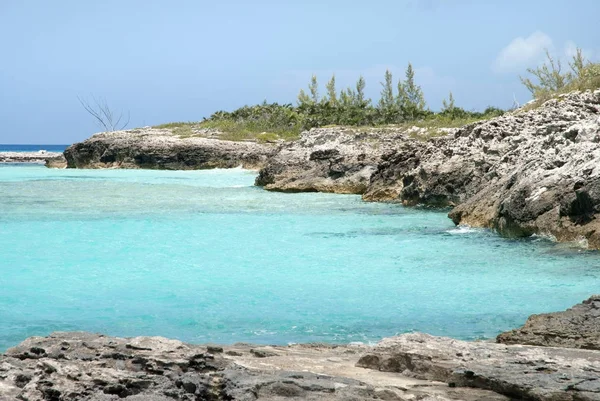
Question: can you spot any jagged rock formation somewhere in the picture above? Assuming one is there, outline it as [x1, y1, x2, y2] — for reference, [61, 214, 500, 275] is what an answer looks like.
[497, 295, 600, 349]
[63, 128, 276, 170]
[358, 332, 600, 401]
[0, 332, 511, 401]
[363, 90, 600, 247]
[255, 127, 441, 194]
[3, 329, 600, 400]
[0, 151, 63, 164]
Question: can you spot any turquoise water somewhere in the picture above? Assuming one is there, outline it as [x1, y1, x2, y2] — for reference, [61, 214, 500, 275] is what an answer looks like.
[0, 144, 68, 153]
[1, 164, 599, 351]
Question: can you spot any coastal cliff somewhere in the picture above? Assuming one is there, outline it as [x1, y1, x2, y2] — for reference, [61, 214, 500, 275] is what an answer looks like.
[63, 128, 276, 170]
[1, 297, 599, 401]
[366, 90, 600, 246]
[257, 89, 600, 248]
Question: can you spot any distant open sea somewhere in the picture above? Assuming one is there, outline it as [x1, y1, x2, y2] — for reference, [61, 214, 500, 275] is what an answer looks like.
[0, 144, 68, 153]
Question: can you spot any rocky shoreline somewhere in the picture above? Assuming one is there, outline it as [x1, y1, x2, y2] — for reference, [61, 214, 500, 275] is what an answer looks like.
[56, 89, 600, 248]
[0, 151, 64, 165]
[1, 296, 599, 401]
[62, 128, 276, 170]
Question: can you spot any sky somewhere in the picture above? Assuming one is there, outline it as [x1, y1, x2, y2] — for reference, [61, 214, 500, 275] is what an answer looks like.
[1, 0, 599, 144]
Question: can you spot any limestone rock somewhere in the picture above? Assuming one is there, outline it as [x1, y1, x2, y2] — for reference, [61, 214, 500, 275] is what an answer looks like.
[0, 151, 63, 164]
[497, 295, 600, 349]
[0, 332, 510, 400]
[256, 127, 426, 194]
[357, 332, 600, 401]
[364, 90, 600, 248]
[64, 128, 276, 170]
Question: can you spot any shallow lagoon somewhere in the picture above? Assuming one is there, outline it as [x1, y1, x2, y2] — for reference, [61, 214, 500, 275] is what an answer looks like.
[1, 164, 598, 351]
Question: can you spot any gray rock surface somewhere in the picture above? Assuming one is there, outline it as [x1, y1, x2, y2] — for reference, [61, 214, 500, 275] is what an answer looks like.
[497, 295, 600, 349]
[0, 332, 512, 401]
[364, 90, 600, 248]
[255, 127, 431, 194]
[64, 128, 276, 170]
[358, 332, 600, 401]
[4, 330, 600, 400]
[0, 151, 63, 165]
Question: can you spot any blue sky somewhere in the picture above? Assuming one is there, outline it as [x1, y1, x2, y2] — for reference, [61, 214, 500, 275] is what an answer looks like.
[1, 0, 599, 144]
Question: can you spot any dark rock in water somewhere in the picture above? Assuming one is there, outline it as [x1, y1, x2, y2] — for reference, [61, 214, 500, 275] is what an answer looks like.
[63, 128, 276, 170]
[497, 295, 600, 349]
[45, 154, 68, 168]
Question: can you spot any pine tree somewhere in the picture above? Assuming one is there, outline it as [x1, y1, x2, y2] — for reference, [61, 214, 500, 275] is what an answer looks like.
[356, 76, 368, 107]
[297, 89, 311, 106]
[397, 63, 426, 120]
[325, 75, 337, 106]
[441, 91, 455, 112]
[309, 75, 319, 104]
[378, 70, 394, 111]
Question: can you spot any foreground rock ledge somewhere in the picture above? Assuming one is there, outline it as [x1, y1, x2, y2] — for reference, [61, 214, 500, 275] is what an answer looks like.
[498, 294, 600, 349]
[2, 331, 600, 401]
[63, 128, 276, 170]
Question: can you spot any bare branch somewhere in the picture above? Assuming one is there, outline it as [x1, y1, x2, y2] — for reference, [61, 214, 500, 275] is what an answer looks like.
[77, 95, 130, 132]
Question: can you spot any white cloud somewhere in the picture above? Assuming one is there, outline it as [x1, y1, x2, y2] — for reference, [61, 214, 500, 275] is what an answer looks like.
[493, 31, 553, 73]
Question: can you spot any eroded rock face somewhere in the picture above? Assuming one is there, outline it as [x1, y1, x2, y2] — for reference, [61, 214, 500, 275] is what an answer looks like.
[364, 90, 600, 247]
[0, 332, 511, 401]
[255, 128, 425, 194]
[357, 332, 600, 401]
[4, 329, 600, 401]
[64, 128, 276, 170]
[497, 295, 600, 349]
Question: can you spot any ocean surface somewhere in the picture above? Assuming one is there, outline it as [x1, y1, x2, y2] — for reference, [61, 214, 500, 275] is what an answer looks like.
[0, 144, 68, 153]
[1, 164, 599, 352]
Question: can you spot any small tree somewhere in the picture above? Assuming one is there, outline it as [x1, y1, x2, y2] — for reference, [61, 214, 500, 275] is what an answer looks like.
[378, 70, 395, 110]
[325, 74, 337, 106]
[78, 95, 130, 132]
[355, 75, 369, 107]
[397, 63, 426, 121]
[441, 91, 456, 113]
[520, 49, 568, 98]
[309, 75, 319, 104]
[297, 89, 311, 106]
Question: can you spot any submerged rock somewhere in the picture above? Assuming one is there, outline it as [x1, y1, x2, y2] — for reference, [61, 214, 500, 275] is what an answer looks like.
[64, 128, 276, 170]
[497, 294, 600, 349]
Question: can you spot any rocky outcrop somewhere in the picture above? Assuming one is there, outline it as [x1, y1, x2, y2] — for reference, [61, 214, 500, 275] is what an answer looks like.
[0, 332, 512, 401]
[358, 332, 600, 401]
[4, 330, 600, 400]
[64, 128, 276, 170]
[0, 151, 63, 164]
[364, 90, 600, 247]
[497, 295, 600, 349]
[255, 127, 436, 194]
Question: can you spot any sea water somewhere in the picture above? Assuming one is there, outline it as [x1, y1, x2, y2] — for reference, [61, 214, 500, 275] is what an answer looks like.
[1, 164, 599, 351]
[0, 144, 68, 153]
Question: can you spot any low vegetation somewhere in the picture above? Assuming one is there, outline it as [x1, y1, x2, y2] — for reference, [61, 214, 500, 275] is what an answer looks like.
[153, 48, 598, 142]
[520, 48, 600, 108]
